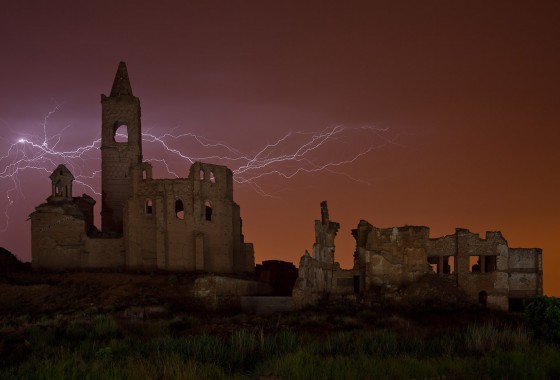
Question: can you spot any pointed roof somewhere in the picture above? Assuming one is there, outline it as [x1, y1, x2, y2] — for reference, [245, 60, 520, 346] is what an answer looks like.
[110, 61, 133, 97]
[49, 164, 74, 180]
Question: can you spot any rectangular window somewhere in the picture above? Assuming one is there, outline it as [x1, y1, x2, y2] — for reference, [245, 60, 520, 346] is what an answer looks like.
[444, 256, 455, 274]
[484, 256, 497, 272]
[469, 256, 481, 273]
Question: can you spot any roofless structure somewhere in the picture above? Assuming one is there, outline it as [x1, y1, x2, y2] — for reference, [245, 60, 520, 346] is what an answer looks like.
[30, 62, 255, 274]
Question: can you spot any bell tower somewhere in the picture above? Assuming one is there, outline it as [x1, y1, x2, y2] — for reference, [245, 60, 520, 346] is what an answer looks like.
[48, 164, 74, 201]
[100, 62, 143, 233]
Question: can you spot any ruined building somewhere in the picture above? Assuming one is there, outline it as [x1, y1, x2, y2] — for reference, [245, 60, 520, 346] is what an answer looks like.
[293, 202, 543, 311]
[30, 62, 254, 273]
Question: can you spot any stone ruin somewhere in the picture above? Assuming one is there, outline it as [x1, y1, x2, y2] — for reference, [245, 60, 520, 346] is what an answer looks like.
[29, 62, 254, 274]
[293, 201, 543, 311]
[25, 62, 544, 313]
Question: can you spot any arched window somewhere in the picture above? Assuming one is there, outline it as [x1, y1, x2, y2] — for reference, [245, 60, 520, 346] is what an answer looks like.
[142, 170, 147, 180]
[199, 169, 205, 180]
[55, 181, 63, 196]
[204, 200, 212, 221]
[114, 124, 128, 143]
[209, 171, 216, 183]
[175, 199, 184, 220]
[145, 199, 153, 214]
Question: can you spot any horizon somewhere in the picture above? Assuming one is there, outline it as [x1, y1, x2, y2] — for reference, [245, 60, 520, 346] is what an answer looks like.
[1, 1, 558, 294]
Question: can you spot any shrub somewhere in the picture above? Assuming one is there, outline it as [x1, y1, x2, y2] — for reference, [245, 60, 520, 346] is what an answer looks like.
[525, 296, 560, 345]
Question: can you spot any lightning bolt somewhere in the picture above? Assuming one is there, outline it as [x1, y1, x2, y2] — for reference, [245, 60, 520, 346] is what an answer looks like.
[0, 106, 404, 233]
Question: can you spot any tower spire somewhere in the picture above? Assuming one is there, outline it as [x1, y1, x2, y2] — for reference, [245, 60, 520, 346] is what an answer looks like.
[101, 61, 142, 233]
[110, 62, 133, 97]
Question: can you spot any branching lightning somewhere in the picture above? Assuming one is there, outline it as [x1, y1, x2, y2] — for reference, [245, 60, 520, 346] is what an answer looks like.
[0, 106, 402, 233]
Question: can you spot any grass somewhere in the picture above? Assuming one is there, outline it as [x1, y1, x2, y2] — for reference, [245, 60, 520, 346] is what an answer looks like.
[1, 310, 559, 379]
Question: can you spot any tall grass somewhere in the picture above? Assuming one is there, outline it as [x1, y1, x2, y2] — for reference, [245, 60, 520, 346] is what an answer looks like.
[1, 319, 559, 379]
[464, 324, 530, 354]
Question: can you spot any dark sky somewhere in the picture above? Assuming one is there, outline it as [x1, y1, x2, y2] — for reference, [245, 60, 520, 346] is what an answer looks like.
[1, 1, 559, 294]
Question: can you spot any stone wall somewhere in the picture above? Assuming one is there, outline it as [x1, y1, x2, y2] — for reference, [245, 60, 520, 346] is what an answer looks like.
[31, 202, 89, 269]
[124, 161, 253, 273]
[353, 222, 432, 291]
[293, 202, 354, 308]
[192, 275, 272, 310]
[508, 248, 543, 299]
[30, 62, 255, 277]
[295, 202, 543, 311]
[82, 236, 125, 269]
[30, 200, 125, 270]
[100, 62, 143, 234]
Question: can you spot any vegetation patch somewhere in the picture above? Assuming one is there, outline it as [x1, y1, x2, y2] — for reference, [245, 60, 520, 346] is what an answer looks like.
[1, 305, 560, 379]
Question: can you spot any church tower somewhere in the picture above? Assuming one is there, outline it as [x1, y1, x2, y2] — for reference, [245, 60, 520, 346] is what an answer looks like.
[100, 62, 143, 233]
[48, 164, 74, 201]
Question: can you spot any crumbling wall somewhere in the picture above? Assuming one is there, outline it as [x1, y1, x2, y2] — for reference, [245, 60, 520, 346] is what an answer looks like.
[30, 200, 125, 270]
[293, 202, 354, 309]
[453, 230, 509, 310]
[312, 201, 339, 265]
[30, 200, 90, 270]
[508, 248, 543, 299]
[294, 202, 543, 312]
[192, 275, 272, 310]
[352, 222, 431, 292]
[124, 161, 254, 274]
[30, 62, 255, 278]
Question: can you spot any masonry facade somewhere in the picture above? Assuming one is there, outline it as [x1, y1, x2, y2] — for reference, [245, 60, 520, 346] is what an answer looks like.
[30, 62, 254, 274]
[293, 202, 543, 311]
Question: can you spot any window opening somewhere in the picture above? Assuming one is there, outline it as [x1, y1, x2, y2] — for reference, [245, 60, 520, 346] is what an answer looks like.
[142, 170, 147, 180]
[484, 256, 497, 272]
[209, 171, 216, 183]
[428, 256, 439, 273]
[114, 124, 128, 143]
[199, 170, 205, 180]
[55, 181, 63, 196]
[145, 199, 153, 214]
[469, 256, 481, 273]
[204, 200, 212, 221]
[175, 199, 184, 220]
[444, 256, 455, 274]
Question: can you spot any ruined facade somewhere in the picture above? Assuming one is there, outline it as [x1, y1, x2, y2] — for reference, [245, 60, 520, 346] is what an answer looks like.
[294, 202, 543, 311]
[293, 201, 355, 306]
[30, 62, 254, 274]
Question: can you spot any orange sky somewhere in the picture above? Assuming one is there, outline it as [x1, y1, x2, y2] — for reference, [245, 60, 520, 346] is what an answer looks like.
[1, 1, 558, 294]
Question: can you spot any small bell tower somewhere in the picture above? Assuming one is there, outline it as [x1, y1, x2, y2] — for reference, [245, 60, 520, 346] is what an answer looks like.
[100, 62, 143, 233]
[48, 164, 74, 201]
